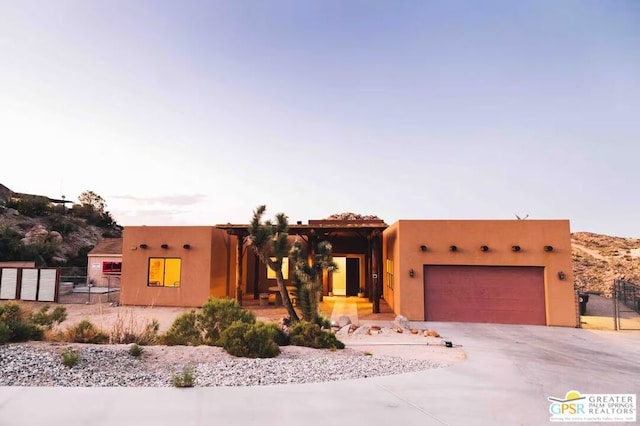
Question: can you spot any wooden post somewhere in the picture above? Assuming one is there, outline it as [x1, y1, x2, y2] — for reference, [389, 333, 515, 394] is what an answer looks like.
[372, 233, 380, 313]
[235, 233, 245, 305]
[253, 253, 260, 300]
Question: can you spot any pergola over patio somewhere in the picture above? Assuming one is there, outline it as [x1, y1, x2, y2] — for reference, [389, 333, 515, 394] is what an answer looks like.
[216, 219, 387, 313]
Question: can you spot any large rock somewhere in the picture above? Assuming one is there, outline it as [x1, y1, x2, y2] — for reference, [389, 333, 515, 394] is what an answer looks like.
[392, 315, 410, 330]
[49, 231, 63, 244]
[337, 315, 352, 328]
[336, 324, 351, 336]
[353, 325, 370, 335]
[21, 224, 49, 245]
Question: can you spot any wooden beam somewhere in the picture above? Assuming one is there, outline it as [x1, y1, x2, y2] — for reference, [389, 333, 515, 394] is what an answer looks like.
[235, 233, 246, 305]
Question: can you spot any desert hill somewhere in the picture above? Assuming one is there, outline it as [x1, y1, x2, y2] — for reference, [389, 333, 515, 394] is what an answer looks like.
[572, 232, 640, 297]
[0, 184, 121, 267]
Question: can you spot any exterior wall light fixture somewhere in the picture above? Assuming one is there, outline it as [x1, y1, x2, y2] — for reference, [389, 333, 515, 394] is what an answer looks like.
[409, 268, 415, 278]
[161, 244, 169, 249]
[512, 245, 521, 252]
[450, 245, 458, 252]
[183, 244, 191, 249]
[558, 271, 566, 280]
[544, 245, 554, 252]
[480, 245, 489, 252]
[420, 245, 428, 252]
[139, 244, 148, 249]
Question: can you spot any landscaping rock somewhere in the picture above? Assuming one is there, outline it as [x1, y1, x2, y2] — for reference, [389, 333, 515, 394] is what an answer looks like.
[337, 315, 351, 328]
[336, 325, 351, 336]
[353, 326, 370, 335]
[392, 315, 410, 330]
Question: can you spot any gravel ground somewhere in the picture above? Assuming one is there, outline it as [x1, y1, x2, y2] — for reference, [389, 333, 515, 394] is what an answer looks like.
[0, 342, 452, 387]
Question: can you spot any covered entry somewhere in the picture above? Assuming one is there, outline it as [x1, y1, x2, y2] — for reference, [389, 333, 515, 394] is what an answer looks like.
[423, 265, 546, 325]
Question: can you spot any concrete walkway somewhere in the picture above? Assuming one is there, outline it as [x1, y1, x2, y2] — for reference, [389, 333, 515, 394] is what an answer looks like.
[329, 297, 359, 325]
[1, 323, 639, 426]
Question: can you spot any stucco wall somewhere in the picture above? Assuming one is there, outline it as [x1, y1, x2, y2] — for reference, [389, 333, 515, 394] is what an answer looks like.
[382, 220, 576, 326]
[381, 222, 398, 312]
[121, 226, 232, 307]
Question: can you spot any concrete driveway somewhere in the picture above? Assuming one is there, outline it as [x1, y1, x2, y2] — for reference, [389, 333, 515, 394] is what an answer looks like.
[1, 323, 638, 426]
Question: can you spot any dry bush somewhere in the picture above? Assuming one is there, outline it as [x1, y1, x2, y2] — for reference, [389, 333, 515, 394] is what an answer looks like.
[108, 309, 159, 345]
[63, 320, 109, 344]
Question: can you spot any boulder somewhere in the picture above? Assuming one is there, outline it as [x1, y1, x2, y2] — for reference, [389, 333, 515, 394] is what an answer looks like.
[49, 231, 63, 244]
[336, 324, 351, 336]
[337, 315, 352, 328]
[21, 225, 49, 245]
[392, 315, 410, 330]
[353, 325, 370, 335]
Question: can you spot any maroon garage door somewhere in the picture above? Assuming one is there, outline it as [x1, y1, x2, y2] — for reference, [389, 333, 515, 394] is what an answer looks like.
[424, 265, 546, 325]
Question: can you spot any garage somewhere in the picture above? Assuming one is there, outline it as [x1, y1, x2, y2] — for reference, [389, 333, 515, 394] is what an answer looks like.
[423, 265, 546, 325]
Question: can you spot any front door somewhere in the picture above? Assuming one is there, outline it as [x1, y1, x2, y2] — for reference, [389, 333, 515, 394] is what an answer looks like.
[346, 258, 360, 296]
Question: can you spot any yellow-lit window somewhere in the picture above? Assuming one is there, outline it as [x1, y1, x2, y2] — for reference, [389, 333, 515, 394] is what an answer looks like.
[267, 257, 289, 280]
[386, 259, 394, 290]
[148, 258, 181, 287]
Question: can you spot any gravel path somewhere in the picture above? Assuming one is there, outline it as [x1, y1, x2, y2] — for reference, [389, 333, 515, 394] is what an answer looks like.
[0, 342, 451, 387]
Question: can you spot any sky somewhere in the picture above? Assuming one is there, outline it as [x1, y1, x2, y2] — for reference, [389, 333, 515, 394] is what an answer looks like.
[1, 1, 639, 236]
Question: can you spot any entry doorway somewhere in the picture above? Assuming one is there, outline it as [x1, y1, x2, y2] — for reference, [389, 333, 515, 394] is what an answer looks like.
[332, 257, 361, 297]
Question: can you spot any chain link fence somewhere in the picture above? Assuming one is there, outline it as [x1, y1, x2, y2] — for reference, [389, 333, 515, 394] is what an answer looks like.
[57, 267, 120, 305]
[613, 279, 640, 330]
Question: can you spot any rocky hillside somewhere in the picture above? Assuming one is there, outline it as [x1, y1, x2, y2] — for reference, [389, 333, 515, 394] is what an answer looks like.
[572, 232, 640, 297]
[0, 184, 122, 267]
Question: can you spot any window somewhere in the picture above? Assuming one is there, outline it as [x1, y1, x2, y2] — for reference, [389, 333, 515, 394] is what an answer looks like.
[102, 261, 122, 274]
[148, 258, 181, 287]
[267, 257, 289, 280]
[386, 259, 394, 290]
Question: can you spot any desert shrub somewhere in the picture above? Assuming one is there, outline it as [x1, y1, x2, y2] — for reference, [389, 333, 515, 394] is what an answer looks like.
[29, 305, 67, 330]
[219, 321, 280, 358]
[65, 320, 108, 344]
[171, 367, 196, 388]
[61, 348, 80, 367]
[162, 311, 202, 346]
[0, 321, 9, 344]
[5, 196, 50, 217]
[198, 298, 255, 345]
[138, 319, 160, 345]
[109, 310, 159, 345]
[46, 214, 78, 236]
[289, 321, 345, 350]
[314, 315, 331, 330]
[0, 302, 43, 342]
[128, 343, 143, 357]
[260, 322, 289, 346]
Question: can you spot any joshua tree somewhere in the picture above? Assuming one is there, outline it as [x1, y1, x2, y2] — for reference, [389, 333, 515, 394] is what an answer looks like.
[247, 205, 299, 322]
[290, 239, 336, 322]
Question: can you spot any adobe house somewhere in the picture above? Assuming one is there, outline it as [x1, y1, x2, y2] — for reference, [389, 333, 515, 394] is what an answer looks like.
[120, 218, 577, 327]
[86, 238, 123, 287]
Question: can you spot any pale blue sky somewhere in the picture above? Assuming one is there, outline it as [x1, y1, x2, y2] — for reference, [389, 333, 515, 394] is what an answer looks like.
[1, 1, 639, 236]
